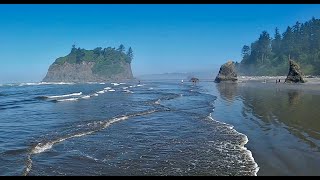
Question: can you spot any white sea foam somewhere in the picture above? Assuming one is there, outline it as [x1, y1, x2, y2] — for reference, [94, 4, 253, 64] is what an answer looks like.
[207, 113, 259, 176]
[97, 90, 105, 94]
[119, 83, 126, 85]
[104, 87, 111, 90]
[24, 110, 157, 176]
[111, 83, 120, 86]
[123, 90, 133, 93]
[57, 98, 78, 102]
[149, 87, 154, 90]
[155, 99, 161, 104]
[47, 92, 82, 99]
[19, 82, 75, 86]
[137, 84, 144, 87]
[99, 83, 105, 85]
[32, 142, 54, 154]
[93, 93, 99, 96]
[108, 89, 115, 92]
[82, 95, 91, 99]
[122, 87, 128, 89]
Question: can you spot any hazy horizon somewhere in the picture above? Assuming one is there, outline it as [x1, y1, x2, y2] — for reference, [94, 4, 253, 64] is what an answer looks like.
[1, 4, 320, 83]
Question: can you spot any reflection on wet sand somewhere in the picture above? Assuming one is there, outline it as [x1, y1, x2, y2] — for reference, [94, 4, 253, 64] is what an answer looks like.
[216, 82, 320, 149]
[213, 81, 320, 175]
[215, 82, 238, 102]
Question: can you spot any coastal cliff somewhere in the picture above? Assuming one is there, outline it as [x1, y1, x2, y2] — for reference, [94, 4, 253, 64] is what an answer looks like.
[43, 45, 134, 83]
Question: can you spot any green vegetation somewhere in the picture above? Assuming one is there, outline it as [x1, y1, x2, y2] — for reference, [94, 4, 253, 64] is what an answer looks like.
[54, 44, 133, 77]
[237, 17, 320, 76]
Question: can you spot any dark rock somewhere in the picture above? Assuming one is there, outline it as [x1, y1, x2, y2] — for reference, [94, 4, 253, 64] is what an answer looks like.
[285, 60, 306, 83]
[214, 61, 238, 83]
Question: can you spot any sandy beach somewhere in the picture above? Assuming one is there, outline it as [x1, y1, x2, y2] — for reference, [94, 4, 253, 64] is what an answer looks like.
[236, 76, 320, 95]
[201, 78, 320, 175]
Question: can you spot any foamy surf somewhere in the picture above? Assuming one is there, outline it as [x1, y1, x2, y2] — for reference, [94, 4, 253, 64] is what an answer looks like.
[111, 83, 120, 86]
[97, 90, 105, 94]
[23, 109, 158, 176]
[82, 95, 91, 99]
[123, 90, 133, 93]
[57, 98, 78, 102]
[155, 99, 161, 104]
[47, 92, 82, 99]
[207, 114, 259, 176]
[19, 82, 75, 86]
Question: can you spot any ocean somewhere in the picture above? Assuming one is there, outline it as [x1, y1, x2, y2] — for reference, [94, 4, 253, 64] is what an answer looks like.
[2, 79, 320, 176]
[0, 80, 258, 176]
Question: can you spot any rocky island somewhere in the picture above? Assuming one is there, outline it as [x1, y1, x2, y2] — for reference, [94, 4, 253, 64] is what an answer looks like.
[42, 45, 134, 83]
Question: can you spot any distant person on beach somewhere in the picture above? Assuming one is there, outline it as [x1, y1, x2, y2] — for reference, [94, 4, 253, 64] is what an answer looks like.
[181, 79, 184, 84]
[276, 79, 278, 84]
[138, 80, 140, 84]
[279, 79, 281, 83]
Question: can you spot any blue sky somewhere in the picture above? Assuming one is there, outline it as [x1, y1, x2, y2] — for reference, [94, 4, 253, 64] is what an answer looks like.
[0, 4, 320, 83]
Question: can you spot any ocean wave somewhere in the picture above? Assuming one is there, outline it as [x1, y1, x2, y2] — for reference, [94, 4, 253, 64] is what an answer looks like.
[57, 98, 79, 102]
[111, 83, 120, 86]
[108, 89, 115, 92]
[19, 82, 75, 86]
[207, 114, 259, 176]
[97, 90, 105, 94]
[23, 109, 157, 176]
[154, 99, 161, 104]
[81, 95, 91, 99]
[46, 92, 82, 99]
[123, 90, 133, 93]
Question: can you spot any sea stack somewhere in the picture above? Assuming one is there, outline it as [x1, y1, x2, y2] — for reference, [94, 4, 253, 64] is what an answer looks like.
[42, 45, 134, 83]
[214, 61, 238, 83]
[285, 60, 306, 83]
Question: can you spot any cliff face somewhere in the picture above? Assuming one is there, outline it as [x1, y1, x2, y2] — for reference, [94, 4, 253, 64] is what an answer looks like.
[43, 61, 133, 83]
[42, 46, 134, 83]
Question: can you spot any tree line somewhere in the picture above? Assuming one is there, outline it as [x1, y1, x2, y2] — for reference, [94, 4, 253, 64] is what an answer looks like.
[237, 17, 320, 75]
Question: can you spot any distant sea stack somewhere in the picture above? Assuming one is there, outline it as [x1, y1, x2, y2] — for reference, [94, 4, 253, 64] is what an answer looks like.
[214, 61, 238, 83]
[42, 45, 134, 83]
[285, 60, 306, 83]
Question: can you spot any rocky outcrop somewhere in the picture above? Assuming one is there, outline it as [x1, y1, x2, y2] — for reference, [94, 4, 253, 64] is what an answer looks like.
[42, 46, 134, 83]
[42, 61, 133, 83]
[285, 60, 306, 83]
[214, 61, 238, 83]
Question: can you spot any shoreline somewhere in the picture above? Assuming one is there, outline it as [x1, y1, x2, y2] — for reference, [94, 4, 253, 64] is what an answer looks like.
[236, 76, 320, 95]
[201, 79, 320, 175]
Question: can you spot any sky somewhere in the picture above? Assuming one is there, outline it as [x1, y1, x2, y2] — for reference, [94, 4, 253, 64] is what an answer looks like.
[0, 4, 320, 83]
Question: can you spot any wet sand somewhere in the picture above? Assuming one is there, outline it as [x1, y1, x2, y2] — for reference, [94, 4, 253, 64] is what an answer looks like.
[201, 78, 320, 176]
[238, 76, 320, 95]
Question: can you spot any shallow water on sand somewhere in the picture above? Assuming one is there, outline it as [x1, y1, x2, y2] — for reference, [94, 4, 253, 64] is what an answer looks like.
[203, 81, 320, 175]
